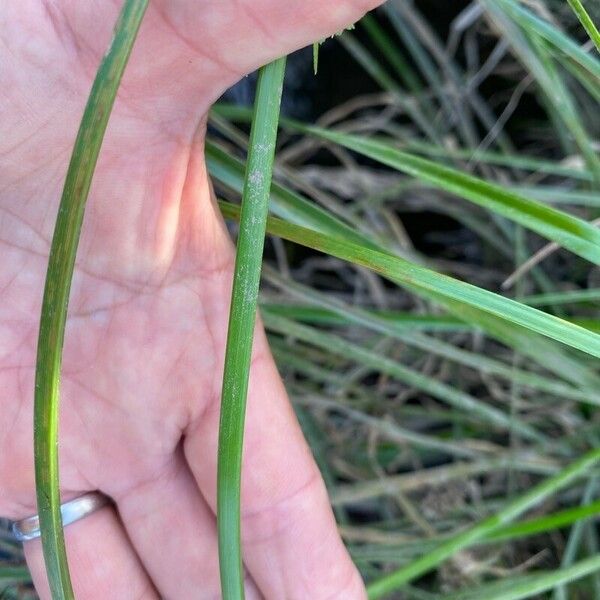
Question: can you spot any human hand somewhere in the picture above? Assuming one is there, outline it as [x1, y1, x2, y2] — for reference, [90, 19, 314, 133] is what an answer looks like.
[0, 1, 381, 597]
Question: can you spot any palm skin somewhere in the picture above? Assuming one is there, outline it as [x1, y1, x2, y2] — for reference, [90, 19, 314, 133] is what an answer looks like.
[0, 1, 382, 598]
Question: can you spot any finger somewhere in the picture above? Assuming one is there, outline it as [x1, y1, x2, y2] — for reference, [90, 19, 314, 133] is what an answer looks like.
[115, 451, 262, 599]
[184, 328, 366, 599]
[149, 0, 384, 91]
[52, 1, 384, 113]
[23, 503, 157, 600]
[136, 0, 387, 122]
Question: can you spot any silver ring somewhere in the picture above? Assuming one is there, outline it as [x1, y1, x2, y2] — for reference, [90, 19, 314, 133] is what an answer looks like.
[11, 492, 110, 542]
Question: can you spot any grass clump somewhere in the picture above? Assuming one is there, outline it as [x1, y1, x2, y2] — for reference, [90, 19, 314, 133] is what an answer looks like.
[7, 1, 600, 599]
[211, 1, 600, 598]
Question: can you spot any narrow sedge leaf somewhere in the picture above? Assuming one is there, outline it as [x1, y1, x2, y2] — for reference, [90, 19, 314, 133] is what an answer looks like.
[219, 201, 600, 358]
[217, 57, 286, 600]
[360, 13, 424, 94]
[33, 2, 148, 598]
[366, 448, 600, 598]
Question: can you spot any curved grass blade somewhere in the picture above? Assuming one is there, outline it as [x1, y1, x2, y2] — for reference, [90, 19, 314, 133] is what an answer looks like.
[210, 106, 600, 264]
[365, 448, 600, 599]
[432, 294, 600, 391]
[219, 201, 600, 358]
[296, 127, 600, 265]
[566, 0, 600, 53]
[33, 2, 149, 597]
[217, 57, 286, 600]
[486, 499, 600, 545]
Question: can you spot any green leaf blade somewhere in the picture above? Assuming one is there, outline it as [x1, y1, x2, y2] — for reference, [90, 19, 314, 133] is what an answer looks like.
[567, 0, 600, 53]
[217, 57, 287, 600]
[33, 2, 149, 598]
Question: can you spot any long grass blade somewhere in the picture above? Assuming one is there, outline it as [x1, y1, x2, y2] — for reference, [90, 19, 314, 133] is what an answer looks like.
[33, 2, 148, 598]
[219, 201, 600, 358]
[566, 0, 600, 53]
[487, 499, 600, 544]
[523, 287, 600, 307]
[217, 57, 286, 600]
[262, 304, 467, 331]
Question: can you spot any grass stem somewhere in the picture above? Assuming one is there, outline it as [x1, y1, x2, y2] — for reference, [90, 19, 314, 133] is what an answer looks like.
[33, 2, 148, 598]
[216, 57, 286, 600]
